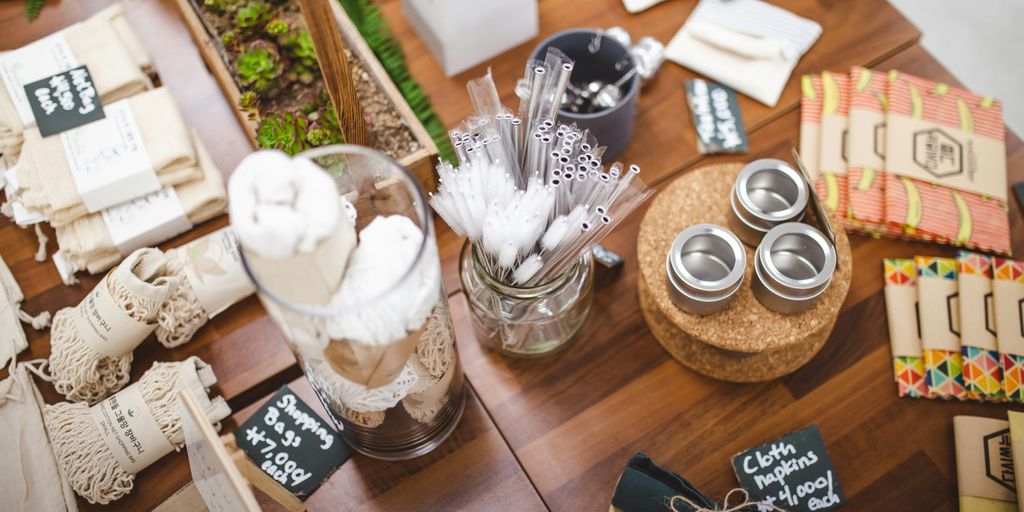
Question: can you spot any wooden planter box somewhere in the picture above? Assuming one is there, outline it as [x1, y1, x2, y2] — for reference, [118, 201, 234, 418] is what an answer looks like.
[173, 0, 439, 192]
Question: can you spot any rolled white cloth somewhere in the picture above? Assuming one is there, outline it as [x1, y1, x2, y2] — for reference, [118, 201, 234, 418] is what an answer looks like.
[229, 150, 357, 305]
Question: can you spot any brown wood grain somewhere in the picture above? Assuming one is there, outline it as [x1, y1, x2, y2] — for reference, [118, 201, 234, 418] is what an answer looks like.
[230, 379, 546, 512]
[451, 43, 1024, 511]
[296, 0, 372, 146]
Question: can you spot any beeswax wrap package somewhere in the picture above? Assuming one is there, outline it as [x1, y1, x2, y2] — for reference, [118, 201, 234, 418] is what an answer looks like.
[815, 70, 850, 224]
[799, 75, 822, 181]
[994, 257, 1024, 402]
[846, 67, 904, 238]
[957, 251, 1003, 401]
[885, 72, 1009, 254]
[883, 258, 927, 398]
[916, 256, 966, 399]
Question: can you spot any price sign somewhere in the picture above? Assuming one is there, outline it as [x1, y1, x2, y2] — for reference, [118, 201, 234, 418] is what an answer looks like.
[235, 385, 351, 499]
[23, 65, 104, 137]
[731, 425, 845, 512]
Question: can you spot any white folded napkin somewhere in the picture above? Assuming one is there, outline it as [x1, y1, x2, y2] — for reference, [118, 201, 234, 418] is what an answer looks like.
[666, 0, 822, 107]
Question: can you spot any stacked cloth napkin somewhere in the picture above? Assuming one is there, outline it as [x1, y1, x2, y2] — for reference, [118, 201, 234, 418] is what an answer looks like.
[665, 0, 822, 107]
[55, 131, 227, 274]
[14, 87, 201, 227]
[0, 3, 153, 163]
[800, 67, 1010, 255]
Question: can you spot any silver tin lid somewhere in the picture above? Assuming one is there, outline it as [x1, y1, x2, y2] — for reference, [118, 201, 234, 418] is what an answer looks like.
[665, 224, 746, 316]
[730, 159, 809, 246]
[752, 222, 837, 314]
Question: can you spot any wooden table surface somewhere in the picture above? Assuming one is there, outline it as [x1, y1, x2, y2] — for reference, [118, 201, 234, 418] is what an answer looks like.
[1, 0, 1021, 510]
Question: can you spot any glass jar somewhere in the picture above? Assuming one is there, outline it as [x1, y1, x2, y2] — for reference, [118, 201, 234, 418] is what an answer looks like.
[240, 145, 465, 461]
[459, 241, 594, 357]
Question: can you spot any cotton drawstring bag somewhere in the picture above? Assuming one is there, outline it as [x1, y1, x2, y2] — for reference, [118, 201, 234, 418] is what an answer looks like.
[95, 3, 156, 76]
[0, 360, 78, 511]
[156, 226, 255, 348]
[14, 87, 200, 227]
[0, 253, 50, 367]
[0, 3, 152, 163]
[54, 132, 226, 275]
[49, 248, 178, 404]
[45, 356, 232, 505]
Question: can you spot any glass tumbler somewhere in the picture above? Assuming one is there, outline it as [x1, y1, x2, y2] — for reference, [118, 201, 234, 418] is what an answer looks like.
[459, 241, 594, 357]
[240, 145, 465, 460]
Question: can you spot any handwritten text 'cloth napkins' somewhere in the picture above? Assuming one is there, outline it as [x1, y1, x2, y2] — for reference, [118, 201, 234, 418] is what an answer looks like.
[666, 0, 822, 107]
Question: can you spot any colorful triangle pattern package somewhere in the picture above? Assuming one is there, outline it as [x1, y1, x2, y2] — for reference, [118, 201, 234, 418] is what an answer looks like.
[956, 251, 1004, 401]
[800, 68, 1010, 255]
[883, 258, 928, 398]
[994, 257, 1024, 402]
[884, 252, 1024, 403]
[917, 255, 967, 400]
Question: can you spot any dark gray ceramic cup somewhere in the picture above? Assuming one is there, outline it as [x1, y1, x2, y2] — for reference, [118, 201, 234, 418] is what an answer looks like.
[531, 29, 640, 161]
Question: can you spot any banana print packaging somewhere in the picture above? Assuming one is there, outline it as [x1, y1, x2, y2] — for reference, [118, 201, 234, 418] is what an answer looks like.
[884, 72, 1009, 254]
[799, 68, 1010, 255]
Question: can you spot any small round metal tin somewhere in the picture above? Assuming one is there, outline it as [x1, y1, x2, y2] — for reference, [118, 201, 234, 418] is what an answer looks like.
[752, 222, 837, 314]
[665, 224, 746, 316]
[729, 159, 809, 246]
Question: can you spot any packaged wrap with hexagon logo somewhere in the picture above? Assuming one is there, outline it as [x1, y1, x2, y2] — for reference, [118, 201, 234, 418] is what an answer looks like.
[953, 415, 1016, 512]
[884, 72, 1009, 255]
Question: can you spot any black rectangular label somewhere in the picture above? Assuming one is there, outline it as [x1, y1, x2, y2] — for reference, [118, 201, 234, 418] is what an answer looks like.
[24, 65, 104, 137]
[235, 385, 352, 499]
[731, 425, 844, 511]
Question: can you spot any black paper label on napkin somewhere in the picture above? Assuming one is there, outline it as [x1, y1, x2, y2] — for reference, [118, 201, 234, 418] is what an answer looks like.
[731, 425, 844, 512]
[686, 79, 748, 154]
[235, 385, 352, 499]
[24, 65, 104, 137]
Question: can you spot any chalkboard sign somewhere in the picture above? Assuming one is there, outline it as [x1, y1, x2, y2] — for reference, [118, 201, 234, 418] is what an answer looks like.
[685, 79, 748, 154]
[235, 385, 352, 499]
[23, 65, 104, 137]
[731, 425, 844, 512]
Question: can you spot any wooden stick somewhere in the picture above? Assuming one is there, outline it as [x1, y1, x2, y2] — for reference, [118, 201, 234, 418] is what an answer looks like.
[296, 0, 371, 147]
[223, 434, 308, 512]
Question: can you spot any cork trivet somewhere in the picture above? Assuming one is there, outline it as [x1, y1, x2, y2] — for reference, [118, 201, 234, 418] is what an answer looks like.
[636, 163, 852, 381]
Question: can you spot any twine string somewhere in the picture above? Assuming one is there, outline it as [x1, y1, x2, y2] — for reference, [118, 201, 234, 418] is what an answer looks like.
[670, 488, 787, 512]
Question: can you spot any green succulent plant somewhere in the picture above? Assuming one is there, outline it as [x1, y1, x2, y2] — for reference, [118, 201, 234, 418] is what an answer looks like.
[256, 112, 311, 155]
[239, 90, 260, 111]
[280, 30, 319, 84]
[235, 1, 273, 34]
[266, 19, 288, 36]
[235, 43, 282, 93]
[220, 30, 239, 48]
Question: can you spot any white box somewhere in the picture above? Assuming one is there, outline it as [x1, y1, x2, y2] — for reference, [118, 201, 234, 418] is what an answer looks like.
[402, 0, 539, 77]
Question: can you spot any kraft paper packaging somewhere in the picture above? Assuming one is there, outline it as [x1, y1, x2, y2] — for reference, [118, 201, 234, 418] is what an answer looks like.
[916, 256, 966, 400]
[883, 258, 927, 398]
[954, 415, 1017, 512]
[957, 251, 1004, 401]
[884, 72, 1009, 255]
[994, 258, 1024, 402]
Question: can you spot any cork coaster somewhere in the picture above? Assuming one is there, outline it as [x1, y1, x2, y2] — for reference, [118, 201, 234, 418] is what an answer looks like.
[636, 163, 853, 381]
